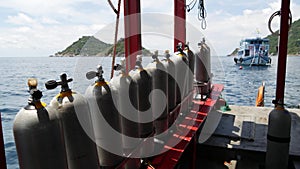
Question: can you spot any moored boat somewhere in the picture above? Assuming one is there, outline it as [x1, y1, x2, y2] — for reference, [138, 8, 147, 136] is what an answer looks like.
[234, 37, 272, 66]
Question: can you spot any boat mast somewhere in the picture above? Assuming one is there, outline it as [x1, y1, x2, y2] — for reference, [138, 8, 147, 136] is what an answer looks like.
[123, 0, 142, 72]
[275, 0, 290, 106]
[174, 0, 186, 52]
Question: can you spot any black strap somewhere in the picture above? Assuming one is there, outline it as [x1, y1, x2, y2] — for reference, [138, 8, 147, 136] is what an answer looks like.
[267, 134, 290, 143]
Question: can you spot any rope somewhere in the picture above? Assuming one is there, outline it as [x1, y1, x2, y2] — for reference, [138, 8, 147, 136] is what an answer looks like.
[186, 0, 207, 29]
[110, 0, 121, 79]
[107, 0, 118, 14]
[268, 10, 292, 35]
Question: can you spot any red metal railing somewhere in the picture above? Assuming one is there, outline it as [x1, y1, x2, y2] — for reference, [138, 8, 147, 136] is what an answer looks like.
[275, 0, 291, 106]
[0, 112, 7, 169]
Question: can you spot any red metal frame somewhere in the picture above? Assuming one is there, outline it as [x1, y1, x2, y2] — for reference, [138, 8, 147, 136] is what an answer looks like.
[0, 112, 7, 169]
[150, 84, 224, 169]
[275, 0, 291, 106]
[124, 0, 142, 72]
[174, 0, 186, 52]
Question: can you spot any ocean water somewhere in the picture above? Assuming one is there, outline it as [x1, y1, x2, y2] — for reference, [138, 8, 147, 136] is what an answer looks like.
[0, 55, 299, 168]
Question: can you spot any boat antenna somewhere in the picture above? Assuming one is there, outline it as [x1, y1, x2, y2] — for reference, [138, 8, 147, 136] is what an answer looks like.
[109, 0, 122, 79]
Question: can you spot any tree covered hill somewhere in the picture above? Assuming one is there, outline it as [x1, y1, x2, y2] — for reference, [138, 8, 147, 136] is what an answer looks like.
[266, 18, 300, 55]
[54, 36, 152, 57]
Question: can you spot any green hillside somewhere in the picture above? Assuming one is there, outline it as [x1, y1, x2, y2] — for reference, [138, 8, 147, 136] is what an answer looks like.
[265, 18, 300, 55]
[105, 38, 152, 56]
[55, 36, 152, 57]
[55, 36, 111, 56]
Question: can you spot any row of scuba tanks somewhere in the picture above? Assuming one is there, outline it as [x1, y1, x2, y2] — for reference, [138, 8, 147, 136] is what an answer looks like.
[13, 41, 211, 169]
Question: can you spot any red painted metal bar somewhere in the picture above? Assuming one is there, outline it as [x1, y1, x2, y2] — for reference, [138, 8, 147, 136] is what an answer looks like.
[124, 0, 142, 72]
[151, 84, 224, 169]
[275, 0, 291, 106]
[0, 112, 7, 169]
[174, 0, 186, 52]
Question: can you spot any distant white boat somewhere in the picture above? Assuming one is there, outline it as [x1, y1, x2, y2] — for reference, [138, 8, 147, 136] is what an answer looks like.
[234, 37, 272, 66]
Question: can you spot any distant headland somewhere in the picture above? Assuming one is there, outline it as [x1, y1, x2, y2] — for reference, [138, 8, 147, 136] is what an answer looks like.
[51, 36, 152, 57]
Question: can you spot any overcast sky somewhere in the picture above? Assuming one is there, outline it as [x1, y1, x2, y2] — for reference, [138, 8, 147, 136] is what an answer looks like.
[1, 0, 300, 57]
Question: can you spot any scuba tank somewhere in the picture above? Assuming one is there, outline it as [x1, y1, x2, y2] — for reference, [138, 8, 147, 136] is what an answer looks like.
[195, 38, 212, 96]
[161, 50, 177, 126]
[184, 43, 195, 110]
[146, 51, 168, 135]
[184, 43, 195, 94]
[85, 65, 123, 167]
[170, 43, 189, 116]
[110, 59, 141, 168]
[128, 55, 154, 156]
[13, 78, 68, 169]
[45, 73, 99, 169]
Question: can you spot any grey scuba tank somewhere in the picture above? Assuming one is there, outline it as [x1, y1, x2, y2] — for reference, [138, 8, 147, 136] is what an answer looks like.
[161, 50, 177, 126]
[128, 55, 154, 156]
[109, 59, 141, 168]
[85, 65, 124, 167]
[45, 73, 99, 169]
[195, 38, 211, 83]
[170, 43, 189, 115]
[184, 43, 195, 95]
[129, 55, 153, 137]
[146, 51, 168, 135]
[13, 78, 68, 169]
[184, 44, 195, 111]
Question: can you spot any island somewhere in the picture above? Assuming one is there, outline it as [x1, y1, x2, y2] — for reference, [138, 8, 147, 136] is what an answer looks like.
[53, 36, 152, 57]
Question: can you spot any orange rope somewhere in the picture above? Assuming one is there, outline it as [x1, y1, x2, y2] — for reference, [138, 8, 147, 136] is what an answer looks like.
[110, 0, 121, 79]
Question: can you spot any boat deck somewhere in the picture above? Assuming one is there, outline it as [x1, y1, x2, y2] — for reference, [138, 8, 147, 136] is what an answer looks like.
[197, 105, 300, 169]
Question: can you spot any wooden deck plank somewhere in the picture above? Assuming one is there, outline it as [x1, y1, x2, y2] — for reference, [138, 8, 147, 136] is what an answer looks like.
[202, 105, 300, 157]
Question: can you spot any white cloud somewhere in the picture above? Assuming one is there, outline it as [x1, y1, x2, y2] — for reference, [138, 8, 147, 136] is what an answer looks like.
[6, 13, 36, 25]
[41, 17, 60, 25]
[1, 0, 300, 57]
[190, 0, 300, 55]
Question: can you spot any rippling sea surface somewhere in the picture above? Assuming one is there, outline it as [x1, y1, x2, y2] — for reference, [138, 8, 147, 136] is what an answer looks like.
[0, 55, 299, 168]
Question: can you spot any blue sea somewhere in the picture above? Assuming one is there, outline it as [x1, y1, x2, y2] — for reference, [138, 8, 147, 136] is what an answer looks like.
[0, 55, 299, 169]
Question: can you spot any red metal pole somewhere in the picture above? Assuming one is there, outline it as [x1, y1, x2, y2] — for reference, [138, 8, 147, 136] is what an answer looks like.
[124, 0, 142, 72]
[275, 0, 290, 106]
[0, 112, 7, 169]
[174, 0, 186, 52]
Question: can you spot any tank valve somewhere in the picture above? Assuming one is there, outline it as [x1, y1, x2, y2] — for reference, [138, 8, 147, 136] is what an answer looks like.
[86, 65, 104, 82]
[164, 50, 170, 59]
[114, 58, 126, 75]
[152, 50, 159, 62]
[27, 78, 44, 109]
[176, 42, 184, 54]
[45, 73, 73, 103]
[135, 55, 143, 69]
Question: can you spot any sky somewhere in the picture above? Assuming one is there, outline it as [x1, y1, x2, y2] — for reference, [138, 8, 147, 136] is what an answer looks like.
[1, 0, 300, 57]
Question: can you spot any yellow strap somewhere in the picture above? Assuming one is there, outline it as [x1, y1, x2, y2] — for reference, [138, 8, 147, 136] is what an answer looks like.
[95, 81, 109, 87]
[275, 105, 285, 111]
[34, 101, 47, 109]
[121, 73, 129, 77]
[56, 90, 74, 99]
